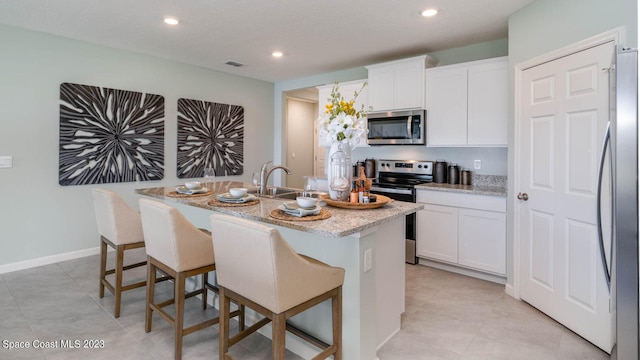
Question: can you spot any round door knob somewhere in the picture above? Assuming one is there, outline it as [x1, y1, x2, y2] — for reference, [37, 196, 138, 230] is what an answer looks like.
[517, 192, 529, 201]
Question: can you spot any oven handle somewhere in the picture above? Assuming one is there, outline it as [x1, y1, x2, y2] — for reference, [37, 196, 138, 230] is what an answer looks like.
[370, 186, 413, 195]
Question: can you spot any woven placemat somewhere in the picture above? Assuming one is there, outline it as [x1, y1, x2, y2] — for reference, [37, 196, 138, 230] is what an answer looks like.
[269, 208, 331, 221]
[207, 197, 260, 207]
[166, 190, 213, 198]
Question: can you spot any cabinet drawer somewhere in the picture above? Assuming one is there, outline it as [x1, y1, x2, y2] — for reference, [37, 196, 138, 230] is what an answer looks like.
[417, 190, 506, 212]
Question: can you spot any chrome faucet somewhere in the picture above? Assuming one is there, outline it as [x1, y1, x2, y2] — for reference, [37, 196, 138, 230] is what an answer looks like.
[259, 161, 292, 196]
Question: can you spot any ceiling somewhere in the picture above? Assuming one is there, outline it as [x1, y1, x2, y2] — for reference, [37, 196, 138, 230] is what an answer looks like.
[0, 0, 536, 82]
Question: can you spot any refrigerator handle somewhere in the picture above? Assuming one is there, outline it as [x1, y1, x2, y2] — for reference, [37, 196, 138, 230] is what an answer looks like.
[596, 121, 611, 291]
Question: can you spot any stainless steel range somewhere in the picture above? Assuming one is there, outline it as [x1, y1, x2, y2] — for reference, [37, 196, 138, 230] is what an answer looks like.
[369, 160, 433, 264]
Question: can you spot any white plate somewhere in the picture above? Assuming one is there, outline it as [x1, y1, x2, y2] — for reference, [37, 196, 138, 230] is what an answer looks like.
[281, 202, 319, 211]
[216, 193, 256, 203]
[175, 186, 207, 194]
[218, 193, 250, 200]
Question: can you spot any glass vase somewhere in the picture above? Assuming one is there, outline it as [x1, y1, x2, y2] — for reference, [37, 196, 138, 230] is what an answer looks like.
[329, 142, 352, 201]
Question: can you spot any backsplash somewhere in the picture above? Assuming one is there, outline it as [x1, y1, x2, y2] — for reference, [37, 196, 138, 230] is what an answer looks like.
[472, 174, 507, 188]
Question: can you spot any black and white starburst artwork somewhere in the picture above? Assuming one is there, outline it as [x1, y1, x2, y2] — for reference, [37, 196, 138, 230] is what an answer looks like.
[177, 98, 244, 178]
[59, 83, 165, 186]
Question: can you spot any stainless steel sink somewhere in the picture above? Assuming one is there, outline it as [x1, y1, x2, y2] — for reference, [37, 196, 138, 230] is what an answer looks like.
[248, 187, 299, 199]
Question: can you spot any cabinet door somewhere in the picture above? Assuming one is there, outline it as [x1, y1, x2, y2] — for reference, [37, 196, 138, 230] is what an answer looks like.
[367, 65, 394, 111]
[458, 208, 506, 274]
[394, 60, 424, 109]
[416, 204, 458, 263]
[426, 67, 468, 146]
[467, 58, 508, 146]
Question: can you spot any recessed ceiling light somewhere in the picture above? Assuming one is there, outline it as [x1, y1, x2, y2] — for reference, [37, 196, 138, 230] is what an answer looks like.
[272, 51, 283, 58]
[163, 17, 179, 25]
[420, 8, 438, 17]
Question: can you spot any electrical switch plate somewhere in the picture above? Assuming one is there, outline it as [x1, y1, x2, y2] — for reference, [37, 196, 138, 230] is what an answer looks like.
[474, 160, 481, 170]
[364, 248, 372, 272]
[0, 156, 12, 168]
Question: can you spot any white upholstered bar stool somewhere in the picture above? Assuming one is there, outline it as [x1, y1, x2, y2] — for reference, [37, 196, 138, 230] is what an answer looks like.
[210, 213, 345, 360]
[139, 198, 221, 360]
[92, 188, 147, 318]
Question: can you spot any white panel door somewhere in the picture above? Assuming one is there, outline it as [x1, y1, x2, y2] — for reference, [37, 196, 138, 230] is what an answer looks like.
[518, 41, 614, 352]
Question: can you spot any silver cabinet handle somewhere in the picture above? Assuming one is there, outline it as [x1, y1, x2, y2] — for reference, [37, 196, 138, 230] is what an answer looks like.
[517, 192, 529, 201]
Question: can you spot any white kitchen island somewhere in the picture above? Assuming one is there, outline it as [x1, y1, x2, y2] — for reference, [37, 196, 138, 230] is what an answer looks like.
[136, 181, 423, 360]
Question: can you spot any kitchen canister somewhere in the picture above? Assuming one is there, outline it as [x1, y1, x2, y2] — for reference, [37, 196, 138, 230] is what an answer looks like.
[364, 158, 376, 179]
[434, 160, 447, 183]
[448, 163, 460, 184]
[461, 168, 472, 185]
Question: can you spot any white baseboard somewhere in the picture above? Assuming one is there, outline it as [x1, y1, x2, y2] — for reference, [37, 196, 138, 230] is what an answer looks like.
[417, 258, 507, 285]
[504, 283, 517, 299]
[0, 247, 100, 274]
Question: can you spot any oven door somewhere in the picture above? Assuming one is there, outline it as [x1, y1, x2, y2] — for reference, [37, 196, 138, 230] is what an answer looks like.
[369, 185, 417, 264]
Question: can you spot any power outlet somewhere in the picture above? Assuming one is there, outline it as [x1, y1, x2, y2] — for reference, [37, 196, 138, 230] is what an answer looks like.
[364, 248, 373, 272]
[0, 156, 12, 168]
[474, 159, 482, 170]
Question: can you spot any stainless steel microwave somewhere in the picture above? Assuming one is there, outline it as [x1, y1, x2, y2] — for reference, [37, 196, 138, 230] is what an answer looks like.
[367, 109, 426, 145]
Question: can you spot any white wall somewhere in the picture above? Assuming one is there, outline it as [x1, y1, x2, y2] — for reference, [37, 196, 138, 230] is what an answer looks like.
[0, 24, 274, 270]
[505, 0, 637, 285]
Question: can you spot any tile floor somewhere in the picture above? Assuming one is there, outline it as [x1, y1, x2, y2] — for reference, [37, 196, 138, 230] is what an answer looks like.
[0, 249, 609, 359]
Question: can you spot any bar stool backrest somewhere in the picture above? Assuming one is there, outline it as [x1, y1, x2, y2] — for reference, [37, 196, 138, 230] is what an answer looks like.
[210, 213, 344, 314]
[139, 199, 213, 272]
[92, 188, 143, 245]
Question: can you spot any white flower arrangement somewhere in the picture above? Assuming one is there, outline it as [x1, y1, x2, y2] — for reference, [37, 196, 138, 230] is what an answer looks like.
[317, 82, 368, 149]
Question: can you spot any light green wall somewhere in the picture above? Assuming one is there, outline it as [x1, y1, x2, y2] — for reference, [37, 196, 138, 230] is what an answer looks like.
[0, 24, 274, 269]
[427, 38, 508, 66]
[505, 0, 637, 287]
[509, 0, 637, 66]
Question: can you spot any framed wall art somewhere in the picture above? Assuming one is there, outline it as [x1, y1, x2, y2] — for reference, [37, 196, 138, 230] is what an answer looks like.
[176, 98, 244, 178]
[59, 82, 165, 186]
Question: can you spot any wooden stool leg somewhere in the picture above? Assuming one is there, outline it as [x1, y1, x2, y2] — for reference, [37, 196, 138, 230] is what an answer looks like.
[145, 258, 156, 333]
[333, 286, 343, 360]
[99, 238, 107, 298]
[219, 287, 230, 360]
[272, 313, 286, 360]
[175, 272, 186, 360]
[114, 245, 125, 318]
[202, 273, 208, 310]
[239, 304, 246, 331]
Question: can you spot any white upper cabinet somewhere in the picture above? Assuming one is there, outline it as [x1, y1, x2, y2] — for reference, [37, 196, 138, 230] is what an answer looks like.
[426, 57, 508, 146]
[316, 79, 369, 147]
[366, 55, 436, 112]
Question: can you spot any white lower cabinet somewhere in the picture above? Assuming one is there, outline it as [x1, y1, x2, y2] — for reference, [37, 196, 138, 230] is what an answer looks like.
[458, 208, 506, 274]
[416, 190, 506, 276]
[416, 204, 458, 263]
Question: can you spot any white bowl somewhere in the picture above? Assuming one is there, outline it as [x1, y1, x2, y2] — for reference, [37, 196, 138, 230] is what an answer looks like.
[296, 196, 317, 209]
[229, 187, 247, 198]
[184, 181, 201, 190]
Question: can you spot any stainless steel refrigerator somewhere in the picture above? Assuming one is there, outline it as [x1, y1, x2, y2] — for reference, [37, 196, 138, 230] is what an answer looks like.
[600, 47, 639, 360]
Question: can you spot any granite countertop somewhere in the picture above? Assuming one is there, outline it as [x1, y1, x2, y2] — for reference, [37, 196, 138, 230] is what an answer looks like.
[135, 181, 423, 238]
[415, 175, 508, 197]
[415, 183, 507, 197]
